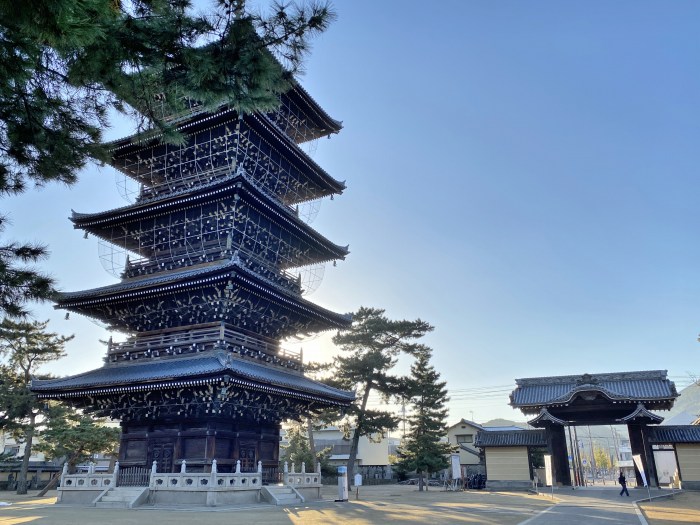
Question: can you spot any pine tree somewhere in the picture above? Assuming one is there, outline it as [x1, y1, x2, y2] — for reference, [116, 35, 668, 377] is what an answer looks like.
[0, 218, 54, 318]
[279, 422, 331, 475]
[34, 404, 120, 493]
[398, 349, 454, 491]
[280, 422, 315, 470]
[323, 307, 434, 480]
[0, 318, 73, 494]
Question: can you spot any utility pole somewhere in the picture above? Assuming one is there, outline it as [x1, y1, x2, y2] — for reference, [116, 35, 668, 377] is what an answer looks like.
[587, 426, 598, 485]
[567, 425, 581, 487]
[401, 398, 406, 440]
[573, 426, 586, 486]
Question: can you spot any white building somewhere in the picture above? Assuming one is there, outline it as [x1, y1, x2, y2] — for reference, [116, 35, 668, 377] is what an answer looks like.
[313, 426, 389, 468]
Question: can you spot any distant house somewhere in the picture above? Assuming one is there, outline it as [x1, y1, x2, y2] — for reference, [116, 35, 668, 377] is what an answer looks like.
[446, 419, 524, 476]
[0, 432, 47, 462]
[312, 427, 389, 469]
[0, 432, 61, 490]
[279, 426, 391, 478]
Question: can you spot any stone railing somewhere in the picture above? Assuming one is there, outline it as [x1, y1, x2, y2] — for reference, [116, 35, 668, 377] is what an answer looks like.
[60, 462, 117, 490]
[282, 461, 322, 487]
[59, 459, 266, 493]
[149, 459, 263, 491]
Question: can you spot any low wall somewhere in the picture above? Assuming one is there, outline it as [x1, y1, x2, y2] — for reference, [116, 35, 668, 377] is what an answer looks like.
[295, 486, 322, 500]
[485, 480, 533, 491]
[57, 488, 104, 504]
[150, 488, 260, 506]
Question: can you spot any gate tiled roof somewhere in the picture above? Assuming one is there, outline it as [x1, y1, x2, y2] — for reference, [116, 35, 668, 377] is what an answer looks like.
[510, 370, 677, 411]
[474, 430, 547, 448]
[647, 425, 700, 444]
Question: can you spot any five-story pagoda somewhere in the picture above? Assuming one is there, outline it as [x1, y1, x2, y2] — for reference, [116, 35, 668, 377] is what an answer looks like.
[32, 81, 354, 480]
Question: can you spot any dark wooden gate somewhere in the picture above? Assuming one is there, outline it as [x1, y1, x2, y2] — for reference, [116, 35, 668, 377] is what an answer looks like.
[117, 467, 151, 487]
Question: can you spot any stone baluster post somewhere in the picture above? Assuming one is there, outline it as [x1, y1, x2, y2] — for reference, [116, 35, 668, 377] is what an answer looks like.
[291, 463, 296, 474]
[236, 460, 241, 474]
[210, 459, 217, 487]
[317, 462, 322, 475]
[301, 462, 306, 474]
[113, 461, 120, 487]
[180, 460, 187, 474]
[283, 462, 289, 485]
[257, 461, 263, 473]
[150, 461, 158, 489]
[60, 463, 68, 487]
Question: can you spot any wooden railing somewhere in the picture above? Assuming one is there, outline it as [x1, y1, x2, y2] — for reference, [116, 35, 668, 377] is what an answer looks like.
[118, 466, 151, 487]
[107, 323, 302, 369]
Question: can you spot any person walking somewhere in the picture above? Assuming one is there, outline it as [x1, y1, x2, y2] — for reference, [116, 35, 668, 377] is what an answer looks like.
[618, 471, 629, 496]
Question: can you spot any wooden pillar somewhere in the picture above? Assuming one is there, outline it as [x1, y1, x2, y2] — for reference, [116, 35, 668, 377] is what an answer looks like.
[550, 424, 572, 486]
[205, 424, 216, 473]
[628, 423, 657, 488]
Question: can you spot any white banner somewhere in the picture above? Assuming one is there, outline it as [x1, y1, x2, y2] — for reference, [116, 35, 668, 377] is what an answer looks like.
[544, 454, 553, 487]
[632, 454, 648, 487]
[450, 454, 461, 480]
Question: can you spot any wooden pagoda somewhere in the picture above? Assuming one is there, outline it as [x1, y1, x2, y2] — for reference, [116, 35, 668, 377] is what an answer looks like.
[32, 84, 354, 480]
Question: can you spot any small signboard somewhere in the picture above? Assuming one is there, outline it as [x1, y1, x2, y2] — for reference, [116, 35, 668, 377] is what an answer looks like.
[354, 474, 362, 487]
[632, 454, 648, 487]
[544, 454, 553, 487]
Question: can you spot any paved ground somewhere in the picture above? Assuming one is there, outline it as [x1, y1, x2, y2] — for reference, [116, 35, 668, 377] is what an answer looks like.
[523, 486, 665, 524]
[0, 485, 697, 524]
[637, 490, 700, 524]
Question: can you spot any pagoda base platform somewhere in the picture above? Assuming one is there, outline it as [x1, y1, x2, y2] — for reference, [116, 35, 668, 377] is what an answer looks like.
[118, 418, 281, 480]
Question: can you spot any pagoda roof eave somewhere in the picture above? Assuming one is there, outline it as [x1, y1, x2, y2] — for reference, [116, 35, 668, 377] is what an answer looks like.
[54, 258, 352, 329]
[31, 350, 355, 405]
[289, 82, 343, 136]
[104, 108, 346, 197]
[70, 172, 350, 261]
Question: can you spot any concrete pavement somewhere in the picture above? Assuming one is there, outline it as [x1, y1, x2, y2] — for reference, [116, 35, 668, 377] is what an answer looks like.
[0, 484, 695, 524]
[522, 486, 669, 524]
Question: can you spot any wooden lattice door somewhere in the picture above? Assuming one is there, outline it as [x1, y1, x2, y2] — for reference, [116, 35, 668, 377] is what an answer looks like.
[239, 444, 256, 472]
[151, 443, 174, 473]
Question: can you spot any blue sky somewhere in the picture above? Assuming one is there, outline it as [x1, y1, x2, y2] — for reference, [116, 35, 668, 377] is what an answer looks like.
[4, 1, 700, 423]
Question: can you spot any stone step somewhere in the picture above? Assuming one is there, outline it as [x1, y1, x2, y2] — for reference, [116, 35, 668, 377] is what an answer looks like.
[96, 501, 129, 509]
[101, 496, 134, 502]
[275, 494, 299, 500]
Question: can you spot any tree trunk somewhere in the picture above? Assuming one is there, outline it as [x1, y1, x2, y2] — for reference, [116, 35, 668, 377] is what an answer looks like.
[16, 414, 36, 495]
[418, 471, 424, 492]
[347, 383, 372, 481]
[347, 426, 362, 482]
[307, 418, 317, 462]
[37, 472, 59, 497]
